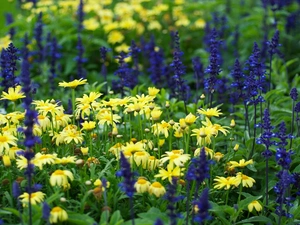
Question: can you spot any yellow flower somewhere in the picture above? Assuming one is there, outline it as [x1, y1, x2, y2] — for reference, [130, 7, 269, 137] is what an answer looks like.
[123, 142, 144, 155]
[194, 147, 214, 159]
[148, 21, 162, 30]
[80, 147, 89, 155]
[33, 153, 57, 169]
[248, 200, 262, 212]
[0, 132, 17, 155]
[148, 87, 160, 96]
[81, 121, 96, 131]
[55, 156, 77, 165]
[160, 150, 190, 167]
[50, 206, 68, 224]
[8, 146, 23, 159]
[213, 152, 224, 162]
[151, 109, 162, 121]
[50, 170, 74, 187]
[115, 43, 130, 53]
[235, 172, 256, 188]
[185, 113, 197, 125]
[148, 181, 166, 197]
[152, 120, 171, 138]
[60, 125, 84, 144]
[108, 31, 124, 44]
[2, 155, 11, 167]
[0, 86, 25, 101]
[58, 78, 87, 89]
[198, 107, 223, 118]
[155, 164, 184, 183]
[234, 144, 239, 151]
[228, 159, 254, 169]
[0, 35, 10, 50]
[135, 177, 151, 193]
[191, 126, 215, 146]
[194, 18, 206, 29]
[97, 111, 121, 126]
[202, 117, 230, 137]
[34, 99, 64, 117]
[19, 191, 46, 207]
[133, 151, 150, 169]
[83, 18, 99, 30]
[147, 156, 159, 170]
[213, 176, 239, 190]
[230, 119, 236, 127]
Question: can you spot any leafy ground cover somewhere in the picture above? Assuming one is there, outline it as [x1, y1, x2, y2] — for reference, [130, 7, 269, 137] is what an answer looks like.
[0, 0, 300, 224]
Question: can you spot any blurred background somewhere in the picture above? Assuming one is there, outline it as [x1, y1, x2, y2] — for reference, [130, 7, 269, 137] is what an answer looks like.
[0, 0, 17, 30]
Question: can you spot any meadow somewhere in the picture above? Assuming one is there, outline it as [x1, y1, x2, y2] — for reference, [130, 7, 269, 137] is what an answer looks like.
[0, 0, 300, 224]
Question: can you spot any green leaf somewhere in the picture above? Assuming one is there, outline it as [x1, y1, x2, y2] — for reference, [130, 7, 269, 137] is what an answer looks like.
[109, 210, 123, 225]
[2, 207, 21, 217]
[99, 210, 110, 225]
[67, 212, 96, 225]
[235, 216, 273, 224]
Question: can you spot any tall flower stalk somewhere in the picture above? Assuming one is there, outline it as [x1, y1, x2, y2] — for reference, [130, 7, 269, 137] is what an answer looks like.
[289, 88, 298, 149]
[116, 152, 137, 225]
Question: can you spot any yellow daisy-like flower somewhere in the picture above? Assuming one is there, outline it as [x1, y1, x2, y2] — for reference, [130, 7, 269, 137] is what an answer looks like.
[160, 150, 190, 167]
[50, 170, 74, 187]
[107, 30, 124, 44]
[97, 111, 121, 126]
[235, 172, 256, 188]
[151, 109, 162, 121]
[134, 177, 151, 193]
[0, 85, 25, 101]
[49, 206, 68, 224]
[213, 176, 239, 190]
[58, 78, 87, 89]
[55, 156, 77, 165]
[76, 92, 102, 105]
[213, 152, 224, 162]
[33, 152, 57, 170]
[0, 132, 17, 155]
[8, 146, 23, 159]
[202, 117, 230, 137]
[155, 164, 184, 183]
[248, 200, 262, 212]
[19, 191, 46, 207]
[148, 181, 166, 197]
[228, 159, 254, 169]
[198, 107, 223, 118]
[123, 142, 144, 155]
[191, 126, 215, 146]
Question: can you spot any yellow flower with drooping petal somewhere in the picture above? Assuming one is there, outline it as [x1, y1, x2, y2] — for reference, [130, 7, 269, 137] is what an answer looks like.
[213, 176, 239, 190]
[60, 125, 84, 144]
[191, 126, 215, 146]
[135, 177, 151, 193]
[248, 201, 262, 212]
[49, 206, 68, 224]
[2, 155, 11, 167]
[213, 152, 224, 162]
[58, 78, 87, 89]
[235, 172, 256, 188]
[0, 86, 25, 101]
[76, 92, 102, 105]
[148, 181, 166, 197]
[19, 191, 46, 207]
[8, 146, 23, 159]
[155, 164, 184, 183]
[123, 141, 144, 155]
[134, 151, 150, 169]
[50, 170, 74, 187]
[198, 107, 223, 118]
[147, 155, 159, 170]
[194, 147, 214, 159]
